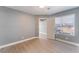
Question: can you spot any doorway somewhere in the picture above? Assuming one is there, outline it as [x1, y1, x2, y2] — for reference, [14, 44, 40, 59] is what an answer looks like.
[39, 18, 47, 39]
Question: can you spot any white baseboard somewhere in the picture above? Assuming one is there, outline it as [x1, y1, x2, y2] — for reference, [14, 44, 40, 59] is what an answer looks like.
[39, 32, 47, 35]
[39, 32, 47, 39]
[56, 38, 79, 47]
[39, 32, 55, 39]
[0, 37, 38, 49]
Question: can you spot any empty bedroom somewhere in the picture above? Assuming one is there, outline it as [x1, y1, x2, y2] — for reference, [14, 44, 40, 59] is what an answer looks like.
[0, 6, 79, 53]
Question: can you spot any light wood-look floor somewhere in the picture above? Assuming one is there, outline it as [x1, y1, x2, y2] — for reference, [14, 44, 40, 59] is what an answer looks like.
[0, 38, 79, 53]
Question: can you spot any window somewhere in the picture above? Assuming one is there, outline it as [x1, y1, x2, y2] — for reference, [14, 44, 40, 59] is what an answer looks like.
[55, 14, 75, 36]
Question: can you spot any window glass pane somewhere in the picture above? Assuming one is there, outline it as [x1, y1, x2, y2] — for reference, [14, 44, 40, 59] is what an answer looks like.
[55, 14, 75, 36]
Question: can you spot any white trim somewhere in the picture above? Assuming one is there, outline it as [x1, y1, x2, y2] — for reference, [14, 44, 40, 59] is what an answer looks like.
[56, 38, 79, 47]
[0, 37, 38, 49]
[39, 32, 47, 39]
[39, 32, 47, 35]
[39, 32, 55, 39]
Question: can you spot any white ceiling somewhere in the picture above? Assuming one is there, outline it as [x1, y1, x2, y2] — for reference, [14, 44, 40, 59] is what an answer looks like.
[7, 6, 78, 15]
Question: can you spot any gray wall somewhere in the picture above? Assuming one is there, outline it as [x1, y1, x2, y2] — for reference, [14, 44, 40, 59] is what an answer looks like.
[0, 7, 35, 46]
[52, 7, 79, 43]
